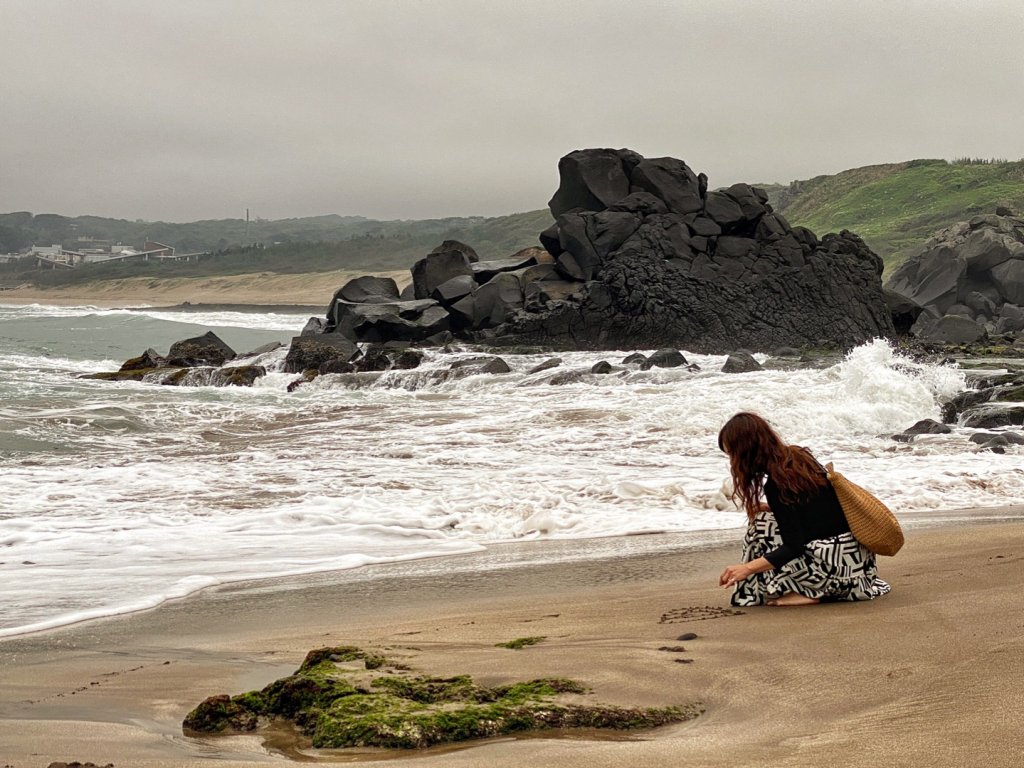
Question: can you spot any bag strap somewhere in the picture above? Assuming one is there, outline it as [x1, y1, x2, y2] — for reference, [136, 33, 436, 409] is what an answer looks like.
[797, 445, 830, 478]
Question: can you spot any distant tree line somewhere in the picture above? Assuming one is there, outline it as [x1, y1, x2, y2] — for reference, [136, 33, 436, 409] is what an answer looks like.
[950, 157, 1018, 165]
[0, 209, 551, 258]
[0, 208, 553, 288]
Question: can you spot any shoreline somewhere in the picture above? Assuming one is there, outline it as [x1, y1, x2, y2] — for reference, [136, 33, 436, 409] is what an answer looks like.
[2, 507, 1022, 767]
[1, 297, 325, 314]
[0, 528, 740, 643]
[3, 505, 1018, 643]
[0, 269, 410, 309]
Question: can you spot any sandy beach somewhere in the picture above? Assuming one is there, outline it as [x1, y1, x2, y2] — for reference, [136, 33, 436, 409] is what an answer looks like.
[1, 510, 1022, 767]
[0, 270, 410, 309]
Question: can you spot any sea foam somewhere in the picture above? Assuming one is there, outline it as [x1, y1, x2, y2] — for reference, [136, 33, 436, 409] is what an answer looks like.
[1, 305, 1021, 637]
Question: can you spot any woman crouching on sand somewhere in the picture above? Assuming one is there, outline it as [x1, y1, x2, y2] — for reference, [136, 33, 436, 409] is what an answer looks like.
[717, 412, 891, 607]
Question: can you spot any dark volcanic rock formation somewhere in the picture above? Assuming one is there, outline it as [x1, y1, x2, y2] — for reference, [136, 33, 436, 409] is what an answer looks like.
[311, 148, 893, 353]
[490, 148, 892, 351]
[85, 331, 268, 386]
[886, 209, 1024, 342]
[95, 150, 901, 391]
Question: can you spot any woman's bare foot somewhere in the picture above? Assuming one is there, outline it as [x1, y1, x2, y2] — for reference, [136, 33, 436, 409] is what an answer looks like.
[766, 593, 821, 607]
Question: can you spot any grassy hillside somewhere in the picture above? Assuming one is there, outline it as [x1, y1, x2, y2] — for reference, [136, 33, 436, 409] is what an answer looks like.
[0, 211, 501, 254]
[7, 158, 1024, 288]
[767, 159, 1024, 271]
[0, 209, 553, 287]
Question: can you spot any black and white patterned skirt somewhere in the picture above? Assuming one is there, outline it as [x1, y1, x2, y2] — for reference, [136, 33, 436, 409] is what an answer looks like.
[731, 510, 892, 606]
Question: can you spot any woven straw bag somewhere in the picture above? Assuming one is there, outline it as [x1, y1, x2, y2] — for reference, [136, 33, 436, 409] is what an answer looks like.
[825, 462, 904, 556]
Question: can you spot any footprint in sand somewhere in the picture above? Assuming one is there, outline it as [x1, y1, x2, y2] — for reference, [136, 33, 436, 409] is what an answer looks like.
[659, 606, 744, 623]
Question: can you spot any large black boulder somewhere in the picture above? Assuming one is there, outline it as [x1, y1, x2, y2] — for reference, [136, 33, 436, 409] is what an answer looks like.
[471, 251, 539, 283]
[886, 210, 1024, 341]
[431, 274, 475, 305]
[722, 352, 762, 373]
[962, 404, 1024, 429]
[923, 314, 986, 344]
[329, 276, 400, 305]
[703, 185, 769, 238]
[644, 349, 688, 369]
[524, 279, 580, 309]
[301, 317, 326, 336]
[629, 157, 703, 215]
[548, 148, 635, 218]
[359, 305, 450, 343]
[995, 303, 1024, 334]
[328, 299, 449, 343]
[166, 332, 236, 367]
[120, 348, 166, 372]
[450, 273, 522, 329]
[411, 249, 473, 300]
[431, 239, 479, 263]
[557, 211, 643, 281]
[283, 334, 358, 373]
[218, 364, 267, 387]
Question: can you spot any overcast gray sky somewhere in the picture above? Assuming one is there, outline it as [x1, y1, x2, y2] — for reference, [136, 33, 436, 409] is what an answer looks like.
[2, 0, 1022, 222]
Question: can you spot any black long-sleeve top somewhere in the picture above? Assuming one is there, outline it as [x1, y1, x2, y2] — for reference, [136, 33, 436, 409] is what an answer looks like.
[763, 473, 850, 569]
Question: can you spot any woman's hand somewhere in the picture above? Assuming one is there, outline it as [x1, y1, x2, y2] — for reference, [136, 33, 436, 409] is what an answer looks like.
[719, 563, 752, 588]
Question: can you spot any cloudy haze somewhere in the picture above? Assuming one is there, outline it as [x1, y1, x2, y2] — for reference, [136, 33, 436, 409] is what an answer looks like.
[2, 0, 1022, 222]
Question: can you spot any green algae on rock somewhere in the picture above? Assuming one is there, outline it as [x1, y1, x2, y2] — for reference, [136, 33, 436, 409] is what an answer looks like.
[79, 366, 171, 382]
[183, 645, 703, 749]
[495, 635, 546, 649]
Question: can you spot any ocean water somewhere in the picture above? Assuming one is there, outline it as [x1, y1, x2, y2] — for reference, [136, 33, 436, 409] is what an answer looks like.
[1, 301, 1022, 638]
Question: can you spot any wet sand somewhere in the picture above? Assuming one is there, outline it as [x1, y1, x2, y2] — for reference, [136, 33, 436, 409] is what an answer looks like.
[1, 511, 1022, 767]
[0, 269, 410, 308]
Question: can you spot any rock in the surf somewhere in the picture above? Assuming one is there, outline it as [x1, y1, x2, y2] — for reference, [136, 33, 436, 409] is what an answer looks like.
[166, 331, 236, 367]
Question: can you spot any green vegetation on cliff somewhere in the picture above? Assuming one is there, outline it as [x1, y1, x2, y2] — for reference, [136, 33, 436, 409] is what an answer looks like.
[7, 157, 1024, 288]
[0, 209, 553, 257]
[767, 158, 1024, 271]
[0, 209, 553, 287]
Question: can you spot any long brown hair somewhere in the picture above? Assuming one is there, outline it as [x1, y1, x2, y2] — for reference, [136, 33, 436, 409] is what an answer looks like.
[717, 412, 826, 521]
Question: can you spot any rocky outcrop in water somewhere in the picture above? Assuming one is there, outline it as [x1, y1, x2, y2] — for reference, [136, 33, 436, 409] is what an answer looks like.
[86, 328, 433, 389]
[308, 148, 893, 354]
[941, 367, 1024, 430]
[886, 209, 1024, 343]
[493, 149, 892, 351]
[82, 332, 273, 386]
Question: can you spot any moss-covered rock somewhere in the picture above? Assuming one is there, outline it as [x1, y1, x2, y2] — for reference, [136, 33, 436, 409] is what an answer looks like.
[299, 645, 387, 671]
[260, 667, 359, 718]
[495, 635, 546, 649]
[84, 364, 267, 387]
[119, 347, 166, 371]
[999, 385, 1024, 402]
[371, 674, 480, 703]
[491, 678, 589, 701]
[183, 694, 259, 732]
[309, 696, 699, 749]
[182, 645, 703, 750]
[161, 368, 192, 386]
[79, 366, 173, 382]
[220, 364, 266, 386]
